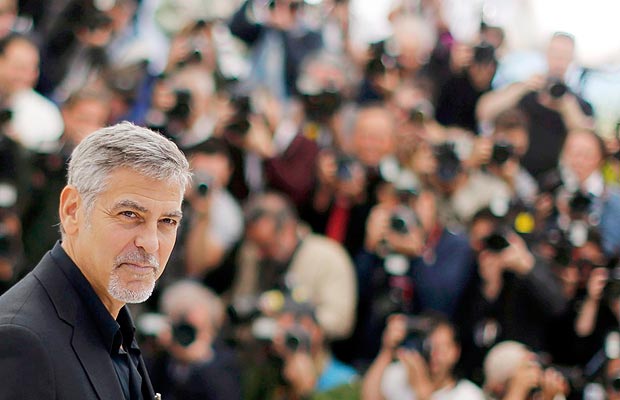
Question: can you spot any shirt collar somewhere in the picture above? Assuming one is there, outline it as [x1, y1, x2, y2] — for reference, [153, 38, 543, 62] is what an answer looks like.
[50, 241, 138, 354]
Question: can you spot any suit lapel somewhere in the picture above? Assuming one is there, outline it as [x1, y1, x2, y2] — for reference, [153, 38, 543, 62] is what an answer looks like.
[33, 252, 126, 400]
[71, 315, 126, 400]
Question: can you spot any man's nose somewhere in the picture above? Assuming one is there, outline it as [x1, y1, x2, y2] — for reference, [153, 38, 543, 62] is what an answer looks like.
[135, 221, 159, 255]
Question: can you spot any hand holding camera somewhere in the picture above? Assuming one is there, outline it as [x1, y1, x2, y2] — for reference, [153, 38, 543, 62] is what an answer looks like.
[397, 348, 434, 400]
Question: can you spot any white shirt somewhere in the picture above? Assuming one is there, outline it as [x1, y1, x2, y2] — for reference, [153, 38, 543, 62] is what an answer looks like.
[381, 361, 485, 400]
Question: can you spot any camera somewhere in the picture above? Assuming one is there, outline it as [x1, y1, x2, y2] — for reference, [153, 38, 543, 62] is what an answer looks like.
[193, 170, 215, 197]
[401, 315, 433, 359]
[473, 42, 496, 64]
[172, 319, 197, 347]
[301, 89, 342, 122]
[168, 89, 192, 122]
[408, 100, 434, 125]
[225, 95, 252, 137]
[434, 142, 461, 183]
[482, 229, 510, 252]
[389, 206, 420, 235]
[283, 324, 312, 352]
[569, 190, 592, 216]
[0, 108, 11, 125]
[336, 155, 357, 181]
[605, 261, 620, 301]
[491, 141, 514, 165]
[547, 79, 568, 99]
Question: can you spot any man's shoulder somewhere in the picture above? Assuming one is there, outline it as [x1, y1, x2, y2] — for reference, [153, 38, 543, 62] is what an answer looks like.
[299, 234, 351, 261]
[0, 255, 69, 330]
[0, 272, 51, 326]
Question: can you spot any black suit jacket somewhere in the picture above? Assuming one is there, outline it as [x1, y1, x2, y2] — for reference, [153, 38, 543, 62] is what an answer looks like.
[0, 250, 157, 399]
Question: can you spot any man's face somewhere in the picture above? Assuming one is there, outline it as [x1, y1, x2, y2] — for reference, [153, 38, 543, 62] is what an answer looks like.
[562, 132, 603, 184]
[427, 325, 460, 378]
[547, 35, 575, 79]
[63, 168, 183, 310]
[352, 109, 396, 168]
[0, 39, 39, 94]
[62, 99, 110, 145]
[189, 153, 232, 190]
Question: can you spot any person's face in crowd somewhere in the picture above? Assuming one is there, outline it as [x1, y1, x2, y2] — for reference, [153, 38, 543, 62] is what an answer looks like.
[352, 107, 396, 168]
[494, 126, 529, 158]
[245, 196, 296, 262]
[60, 168, 184, 312]
[0, 38, 38, 95]
[189, 152, 232, 190]
[469, 217, 495, 253]
[0, 0, 16, 39]
[62, 98, 110, 145]
[546, 35, 575, 79]
[77, 22, 114, 48]
[607, 358, 620, 400]
[561, 131, 604, 184]
[427, 324, 460, 379]
[107, 0, 138, 34]
[268, 0, 303, 31]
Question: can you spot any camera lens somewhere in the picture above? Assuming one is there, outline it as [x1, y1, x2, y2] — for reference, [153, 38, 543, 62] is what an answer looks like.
[172, 321, 197, 347]
[548, 81, 567, 98]
[390, 215, 409, 234]
[197, 182, 209, 196]
[483, 231, 510, 252]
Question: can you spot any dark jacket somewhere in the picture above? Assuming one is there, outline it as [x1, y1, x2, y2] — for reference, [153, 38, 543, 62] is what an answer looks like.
[0, 247, 157, 399]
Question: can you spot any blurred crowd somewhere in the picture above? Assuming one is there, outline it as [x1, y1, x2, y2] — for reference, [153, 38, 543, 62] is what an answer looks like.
[3, 0, 620, 399]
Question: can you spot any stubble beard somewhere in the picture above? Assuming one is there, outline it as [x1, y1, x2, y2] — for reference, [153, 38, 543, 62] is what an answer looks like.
[108, 250, 161, 304]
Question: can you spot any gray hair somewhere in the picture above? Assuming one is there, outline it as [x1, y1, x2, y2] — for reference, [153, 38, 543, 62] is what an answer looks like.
[67, 121, 191, 215]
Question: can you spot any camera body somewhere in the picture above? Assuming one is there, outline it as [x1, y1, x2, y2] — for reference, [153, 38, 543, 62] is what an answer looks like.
[491, 141, 515, 165]
[434, 142, 461, 183]
[473, 42, 496, 65]
[401, 315, 433, 360]
[283, 324, 312, 352]
[172, 319, 198, 347]
[482, 228, 511, 252]
[225, 95, 252, 137]
[547, 79, 568, 99]
[193, 170, 215, 197]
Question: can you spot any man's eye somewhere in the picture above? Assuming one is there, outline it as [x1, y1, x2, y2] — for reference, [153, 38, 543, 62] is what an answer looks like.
[161, 218, 178, 227]
[120, 211, 138, 219]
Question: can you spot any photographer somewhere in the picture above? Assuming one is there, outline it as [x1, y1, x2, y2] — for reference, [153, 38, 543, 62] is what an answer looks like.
[146, 280, 241, 400]
[144, 60, 222, 147]
[479, 108, 539, 207]
[244, 300, 359, 400]
[302, 104, 395, 257]
[476, 32, 594, 180]
[435, 41, 498, 134]
[0, 33, 63, 151]
[352, 184, 475, 365]
[483, 341, 569, 400]
[457, 209, 567, 384]
[228, 0, 322, 101]
[178, 138, 243, 291]
[231, 191, 357, 341]
[362, 313, 484, 400]
[552, 129, 620, 257]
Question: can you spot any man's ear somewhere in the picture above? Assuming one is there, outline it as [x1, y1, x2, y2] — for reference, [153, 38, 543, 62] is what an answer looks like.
[59, 185, 81, 235]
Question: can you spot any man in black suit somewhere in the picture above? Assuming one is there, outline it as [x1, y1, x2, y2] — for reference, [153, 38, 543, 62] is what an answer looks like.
[0, 121, 191, 399]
